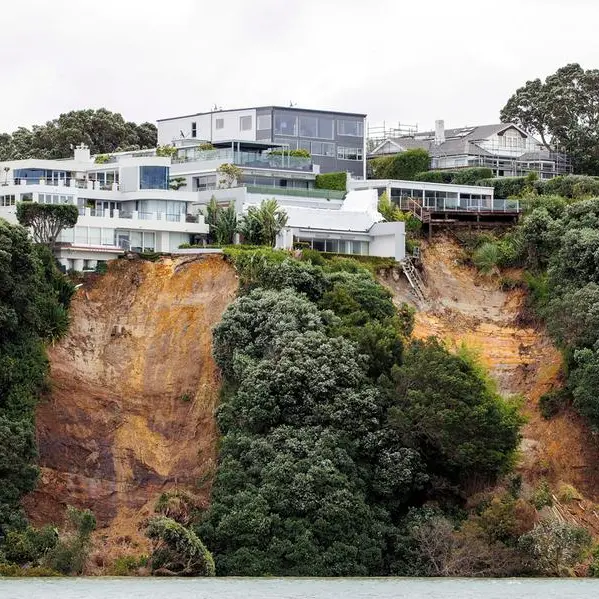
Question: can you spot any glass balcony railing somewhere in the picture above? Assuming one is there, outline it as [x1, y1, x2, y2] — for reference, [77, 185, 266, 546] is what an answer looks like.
[246, 185, 345, 200]
[173, 149, 312, 171]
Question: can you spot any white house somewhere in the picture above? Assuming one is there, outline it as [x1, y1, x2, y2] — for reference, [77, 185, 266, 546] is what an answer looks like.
[0, 145, 209, 271]
[369, 120, 572, 179]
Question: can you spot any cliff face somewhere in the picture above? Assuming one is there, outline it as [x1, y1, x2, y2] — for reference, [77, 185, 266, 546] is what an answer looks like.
[23, 255, 237, 555]
[381, 237, 599, 532]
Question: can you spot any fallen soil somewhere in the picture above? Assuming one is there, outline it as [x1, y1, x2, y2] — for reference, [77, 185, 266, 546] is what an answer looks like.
[380, 236, 599, 533]
[23, 254, 238, 569]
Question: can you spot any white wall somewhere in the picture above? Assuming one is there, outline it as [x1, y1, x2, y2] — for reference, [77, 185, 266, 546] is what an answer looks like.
[158, 109, 258, 145]
[369, 221, 405, 261]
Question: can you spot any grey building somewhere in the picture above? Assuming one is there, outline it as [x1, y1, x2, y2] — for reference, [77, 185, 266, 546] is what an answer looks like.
[157, 106, 367, 178]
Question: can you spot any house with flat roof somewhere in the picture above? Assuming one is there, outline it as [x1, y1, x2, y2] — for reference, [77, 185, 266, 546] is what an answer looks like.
[157, 106, 367, 178]
[369, 120, 571, 180]
[0, 141, 406, 265]
[0, 144, 209, 271]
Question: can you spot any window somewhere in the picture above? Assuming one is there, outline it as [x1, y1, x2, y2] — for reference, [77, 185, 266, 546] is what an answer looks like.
[312, 142, 335, 156]
[139, 166, 169, 190]
[191, 121, 197, 138]
[337, 147, 363, 160]
[257, 114, 271, 130]
[194, 175, 217, 191]
[0, 194, 15, 206]
[299, 116, 318, 138]
[299, 140, 311, 152]
[274, 138, 298, 150]
[215, 118, 224, 130]
[318, 118, 334, 139]
[274, 113, 298, 136]
[337, 119, 364, 137]
[239, 115, 252, 131]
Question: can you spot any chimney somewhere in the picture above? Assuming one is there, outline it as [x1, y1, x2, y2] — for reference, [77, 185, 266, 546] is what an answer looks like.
[434, 119, 445, 145]
[74, 143, 91, 162]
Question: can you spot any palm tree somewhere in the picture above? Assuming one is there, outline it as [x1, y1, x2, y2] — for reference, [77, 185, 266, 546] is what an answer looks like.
[237, 199, 288, 247]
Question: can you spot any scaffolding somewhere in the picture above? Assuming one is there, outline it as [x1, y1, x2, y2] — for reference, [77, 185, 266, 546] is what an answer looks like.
[367, 121, 418, 152]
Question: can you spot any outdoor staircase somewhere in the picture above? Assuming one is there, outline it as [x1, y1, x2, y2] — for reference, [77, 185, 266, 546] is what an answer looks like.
[400, 256, 427, 302]
[407, 198, 431, 223]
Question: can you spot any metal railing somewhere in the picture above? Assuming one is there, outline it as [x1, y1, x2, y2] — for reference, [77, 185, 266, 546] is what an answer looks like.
[173, 148, 313, 171]
[397, 196, 520, 213]
[246, 185, 346, 200]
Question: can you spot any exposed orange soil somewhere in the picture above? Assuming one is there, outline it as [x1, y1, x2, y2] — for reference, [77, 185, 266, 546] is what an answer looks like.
[23, 254, 238, 566]
[380, 237, 599, 532]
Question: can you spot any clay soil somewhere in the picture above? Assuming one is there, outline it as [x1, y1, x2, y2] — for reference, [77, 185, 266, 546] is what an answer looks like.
[23, 255, 238, 567]
[380, 236, 599, 533]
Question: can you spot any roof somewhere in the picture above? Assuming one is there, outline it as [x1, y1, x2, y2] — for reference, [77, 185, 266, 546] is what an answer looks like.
[371, 123, 537, 158]
[158, 105, 367, 122]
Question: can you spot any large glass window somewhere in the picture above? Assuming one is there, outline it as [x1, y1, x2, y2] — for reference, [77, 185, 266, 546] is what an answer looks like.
[257, 114, 271, 130]
[318, 118, 334, 139]
[337, 119, 364, 137]
[312, 142, 335, 156]
[215, 118, 224, 130]
[299, 116, 318, 138]
[274, 113, 298, 136]
[89, 227, 101, 245]
[139, 166, 168, 190]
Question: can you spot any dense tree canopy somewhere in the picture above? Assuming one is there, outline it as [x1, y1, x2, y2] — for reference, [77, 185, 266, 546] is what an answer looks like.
[0, 108, 156, 160]
[199, 250, 522, 576]
[0, 220, 74, 536]
[500, 64, 599, 174]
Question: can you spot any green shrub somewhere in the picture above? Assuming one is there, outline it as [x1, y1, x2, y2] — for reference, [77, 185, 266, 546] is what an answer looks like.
[542, 175, 599, 199]
[110, 554, 149, 576]
[412, 171, 453, 183]
[539, 388, 569, 419]
[452, 167, 494, 185]
[147, 516, 215, 576]
[314, 172, 347, 191]
[472, 242, 501, 275]
[370, 149, 430, 180]
[531, 480, 553, 510]
[300, 248, 326, 266]
[476, 176, 528, 199]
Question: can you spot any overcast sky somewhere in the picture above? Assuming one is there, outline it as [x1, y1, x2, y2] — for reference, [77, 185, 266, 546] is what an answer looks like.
[2, 0, 597, 134]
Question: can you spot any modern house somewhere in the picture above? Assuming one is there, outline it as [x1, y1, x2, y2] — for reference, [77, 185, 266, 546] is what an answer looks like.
[348, 176, 521, 230]
[169, 139, 404, 260]
[0, 141, 406, 264]
[0, 144, 209, 271]
[369, 120, 571, 180]
[157, 106, 367, 179]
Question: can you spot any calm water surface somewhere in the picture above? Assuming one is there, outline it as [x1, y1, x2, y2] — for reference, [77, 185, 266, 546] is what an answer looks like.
[1, 578, 598, 599]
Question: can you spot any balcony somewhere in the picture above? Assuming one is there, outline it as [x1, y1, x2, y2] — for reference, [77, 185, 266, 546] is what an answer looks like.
[172, 148, 313, 172]
[246, 185, 345, 200]
[7, 178, 119, 191]
[77, 207, 202, 226]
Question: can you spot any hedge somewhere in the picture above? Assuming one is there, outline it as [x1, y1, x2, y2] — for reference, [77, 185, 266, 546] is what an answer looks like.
[475, 176, 528, 199]
[315, 172, 347, 191]
[369, 149, 430, 180]
[413, 167, 493, 185]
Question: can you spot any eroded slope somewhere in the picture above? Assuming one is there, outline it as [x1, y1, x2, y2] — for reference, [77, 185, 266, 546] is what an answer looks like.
[381, 237, 599, 527]
[23, 255, 237, 554]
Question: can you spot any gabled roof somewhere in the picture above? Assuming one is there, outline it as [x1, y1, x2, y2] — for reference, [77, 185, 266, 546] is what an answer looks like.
[370, 123, 537, 158]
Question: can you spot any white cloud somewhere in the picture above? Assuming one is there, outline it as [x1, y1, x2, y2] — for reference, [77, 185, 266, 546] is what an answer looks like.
[2, 0, 598, 132]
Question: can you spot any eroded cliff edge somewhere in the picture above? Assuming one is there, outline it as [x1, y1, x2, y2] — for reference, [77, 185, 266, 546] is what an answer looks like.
[23, 255, 237, 558]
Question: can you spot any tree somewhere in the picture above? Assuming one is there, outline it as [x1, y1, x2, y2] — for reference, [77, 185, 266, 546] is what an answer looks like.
[0, 109, 157, 160]
[237, 199, 288, 247]
[519, 519, 591, 576]
[147, 516, 215, 576]
[16, 203, 78, 248]
[0, 220, 74, 535]
[500, 64, 599, 174]
[216, 163, 242, 189]
[203, 197, 237, 245]
[388, 338, 522, 486]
